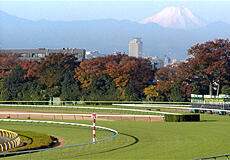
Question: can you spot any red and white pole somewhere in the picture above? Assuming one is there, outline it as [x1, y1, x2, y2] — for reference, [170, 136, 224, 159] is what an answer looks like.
[92, 113, 96, 143]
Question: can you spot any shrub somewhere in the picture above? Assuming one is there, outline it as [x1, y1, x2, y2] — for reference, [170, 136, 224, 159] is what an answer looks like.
[164, 114, 200, 122]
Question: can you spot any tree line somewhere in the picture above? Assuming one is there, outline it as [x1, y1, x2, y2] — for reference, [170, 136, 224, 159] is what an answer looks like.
[0, 39, 230, 102]
[155, 39, 230, 102]
[0, 53, 154, 101]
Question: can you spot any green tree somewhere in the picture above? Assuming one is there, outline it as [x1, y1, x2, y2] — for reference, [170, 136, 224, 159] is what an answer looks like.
[83, 74, 119, 101]
[119, 82, 139, 101]
[0, 66, 26, 100]
[35, 53, 79, 99]
[60, 72, 81, 101]
[221, 85, 230, 95]
[168, 84, 186, 102]
[17, 81, 49, 101]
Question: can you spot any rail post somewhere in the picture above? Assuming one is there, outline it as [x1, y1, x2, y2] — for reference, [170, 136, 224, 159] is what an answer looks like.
[92, 113, 96, 143]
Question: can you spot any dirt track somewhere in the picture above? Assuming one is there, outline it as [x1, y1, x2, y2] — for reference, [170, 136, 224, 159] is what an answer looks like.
[0, 110, 164, 122]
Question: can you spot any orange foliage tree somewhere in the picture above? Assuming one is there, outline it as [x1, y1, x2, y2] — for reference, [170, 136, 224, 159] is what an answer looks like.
[75, 53, 155, 100]
[21, 60, 38, 80]
[36, 53, 79, 89]
[156, 39, 230, 102]
[187, 39, 230, 95]
[0, 52, 21, 77]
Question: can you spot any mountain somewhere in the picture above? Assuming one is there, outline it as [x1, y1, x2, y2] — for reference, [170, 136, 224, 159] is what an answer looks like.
[0, 10, 33, 25]
[0, 10, 230, 59]
[140, 7, 206, 30]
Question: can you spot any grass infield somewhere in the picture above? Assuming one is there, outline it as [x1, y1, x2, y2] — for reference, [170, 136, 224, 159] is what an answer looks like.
[0, 114, 230, 159]
[4, 130, 53, 153]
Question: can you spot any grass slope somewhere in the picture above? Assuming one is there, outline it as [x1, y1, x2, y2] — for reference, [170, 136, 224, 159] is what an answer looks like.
[5, 130, 53, 152]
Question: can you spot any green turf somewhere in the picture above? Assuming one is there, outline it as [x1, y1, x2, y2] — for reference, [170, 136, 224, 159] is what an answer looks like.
[1, 114, 230, 159]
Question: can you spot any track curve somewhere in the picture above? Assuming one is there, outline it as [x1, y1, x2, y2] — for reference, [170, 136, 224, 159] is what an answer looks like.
[0, 119, 118, 156]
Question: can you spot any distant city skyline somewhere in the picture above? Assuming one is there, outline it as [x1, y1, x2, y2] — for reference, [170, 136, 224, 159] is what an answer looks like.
[0, 1, 230, 23]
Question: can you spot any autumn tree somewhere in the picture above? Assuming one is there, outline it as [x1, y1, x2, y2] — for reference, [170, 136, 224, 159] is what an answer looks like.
[35, 53, 79, 98]
[75, 56, 107, 88]
[156, 60, 211, 102]
[21, 60, 38, 80]
[155, 65, 175, 101]
[156, 39, 230, 102]
[187, 39, 230, 95]
[144, 85, 159, 101]
[75, 53, 155, 100]
[0, 52, 21, 77]
[104, 55, 154, 93]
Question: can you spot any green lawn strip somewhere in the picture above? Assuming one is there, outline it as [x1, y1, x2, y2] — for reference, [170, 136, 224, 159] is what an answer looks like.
[2, 115, 230, 159]
[113, 105, 191, 112]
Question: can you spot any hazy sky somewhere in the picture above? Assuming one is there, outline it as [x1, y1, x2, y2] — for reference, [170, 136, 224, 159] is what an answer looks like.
[0, 0, 230, 23]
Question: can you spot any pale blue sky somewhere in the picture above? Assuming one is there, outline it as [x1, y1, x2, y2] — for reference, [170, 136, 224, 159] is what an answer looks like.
[0, 1, 230, 23]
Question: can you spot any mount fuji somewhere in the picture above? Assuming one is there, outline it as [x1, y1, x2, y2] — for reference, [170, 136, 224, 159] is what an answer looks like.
[140, 7, 206, 30]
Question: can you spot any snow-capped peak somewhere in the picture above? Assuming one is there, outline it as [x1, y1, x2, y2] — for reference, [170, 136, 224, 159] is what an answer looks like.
[140, 6, 206, 30]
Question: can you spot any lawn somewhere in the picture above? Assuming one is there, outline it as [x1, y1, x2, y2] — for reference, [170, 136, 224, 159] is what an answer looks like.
[1, 114, 230, 159]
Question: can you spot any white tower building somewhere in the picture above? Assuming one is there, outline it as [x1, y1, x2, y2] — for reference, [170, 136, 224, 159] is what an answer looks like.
[128, 38, 143, 58]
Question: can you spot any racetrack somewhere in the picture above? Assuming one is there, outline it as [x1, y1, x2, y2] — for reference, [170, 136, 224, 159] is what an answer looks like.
[2, 114, 230, 159]
[1, 104, 230, 159]
[0, 112, 164, 123]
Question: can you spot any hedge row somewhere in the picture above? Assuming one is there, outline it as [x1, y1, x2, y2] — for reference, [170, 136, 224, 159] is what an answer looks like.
[164, 114, 200, 122]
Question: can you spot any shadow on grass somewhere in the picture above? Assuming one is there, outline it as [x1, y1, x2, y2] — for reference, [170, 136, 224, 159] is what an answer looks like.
[104, 132, 139, 151]
[70, 132, 139, 158]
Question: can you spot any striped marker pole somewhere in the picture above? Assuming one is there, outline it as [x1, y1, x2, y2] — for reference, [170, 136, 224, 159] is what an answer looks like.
[92, 113, 96, 143]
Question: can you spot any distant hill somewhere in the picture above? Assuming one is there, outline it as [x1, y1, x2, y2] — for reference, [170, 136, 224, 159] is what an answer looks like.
[0, 10, 230, 59]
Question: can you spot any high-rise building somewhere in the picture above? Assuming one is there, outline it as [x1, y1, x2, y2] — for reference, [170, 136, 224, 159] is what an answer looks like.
[128, 38, 143, 58]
